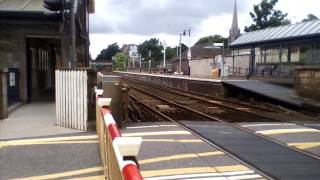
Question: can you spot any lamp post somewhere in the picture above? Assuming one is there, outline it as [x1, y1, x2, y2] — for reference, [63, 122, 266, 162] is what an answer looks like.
[178, 28, 191, 75]
[139, 54, 142, 72]
[179, 32, 182, 74]
[161, 41, 167, 73]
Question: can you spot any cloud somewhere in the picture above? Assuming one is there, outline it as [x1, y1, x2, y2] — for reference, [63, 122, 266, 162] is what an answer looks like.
[89, 0, 250, 35]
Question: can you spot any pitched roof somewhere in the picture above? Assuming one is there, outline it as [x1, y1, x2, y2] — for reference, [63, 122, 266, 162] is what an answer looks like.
[230, 20, 320, 48]
[0, 0, 48, 12]
[179, 44, 225, 60]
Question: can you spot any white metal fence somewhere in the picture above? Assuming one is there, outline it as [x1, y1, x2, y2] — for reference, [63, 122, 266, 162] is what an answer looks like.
[55, 70, 88, 131]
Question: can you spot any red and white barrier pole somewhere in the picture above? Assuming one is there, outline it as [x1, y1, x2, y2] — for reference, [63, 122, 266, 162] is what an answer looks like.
[96, 90, 143, 180]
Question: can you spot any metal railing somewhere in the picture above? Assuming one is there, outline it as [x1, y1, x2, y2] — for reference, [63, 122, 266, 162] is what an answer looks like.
[227, 67, 292, 79]
[95, 89, 143, 180]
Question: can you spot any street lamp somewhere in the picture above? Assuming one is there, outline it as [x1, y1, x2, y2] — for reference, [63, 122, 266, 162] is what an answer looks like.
[178, 28, 191, 75]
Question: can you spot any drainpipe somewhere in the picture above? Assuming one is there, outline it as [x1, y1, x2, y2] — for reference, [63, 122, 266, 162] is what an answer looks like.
[70, 0, 77, 68]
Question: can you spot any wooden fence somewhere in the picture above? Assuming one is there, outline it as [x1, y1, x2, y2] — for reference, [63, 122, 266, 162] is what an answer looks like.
[55, 70, 88, 130]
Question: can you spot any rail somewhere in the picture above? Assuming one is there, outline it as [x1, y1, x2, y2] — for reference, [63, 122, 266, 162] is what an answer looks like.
[95, 89, 143, 180]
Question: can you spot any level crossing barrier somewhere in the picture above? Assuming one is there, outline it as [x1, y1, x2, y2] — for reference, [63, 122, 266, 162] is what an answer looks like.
[95, 89, 143, 180]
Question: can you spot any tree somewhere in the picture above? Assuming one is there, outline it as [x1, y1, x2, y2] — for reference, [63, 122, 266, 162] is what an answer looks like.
[302, 14, 318, 22]
[114, 53, 129, 71]
[138, 38, 163, 62]
[195, 35, 228, 47]
[244, 0, 290, 32]
[96, 43, 120, 60]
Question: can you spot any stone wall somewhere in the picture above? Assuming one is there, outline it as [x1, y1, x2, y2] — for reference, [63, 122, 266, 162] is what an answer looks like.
[0, 23, 60, 102]
[294, 66, 320, 101]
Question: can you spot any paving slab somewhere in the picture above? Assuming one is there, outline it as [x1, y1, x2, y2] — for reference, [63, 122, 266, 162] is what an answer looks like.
[0, 102, 79, 140]
[0, 102, 103, 179]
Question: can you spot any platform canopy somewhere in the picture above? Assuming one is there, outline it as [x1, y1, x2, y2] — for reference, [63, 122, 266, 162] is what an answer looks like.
[230, 20, 320, 48]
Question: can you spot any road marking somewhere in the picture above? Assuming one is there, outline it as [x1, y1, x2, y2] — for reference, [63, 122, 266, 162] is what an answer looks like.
[0, 135, 97, 144]
[145, 170, 259, 180]
[0, 140, 98, 148]
[139, 151, 224, 164]
[143, 139, 203, 143]
[241, 123, 295, 127]
[141, 165, 250, 178]
[141, 167, 217, 177]
[67, 175, 104, 180]
[287, 142, 320, 149]
[126, 125, 178, 129]
[12, 167, 103, 180]
[122, 131, 191, 137]
[256, 128, 320, 135]
[215, 165, 249, 172]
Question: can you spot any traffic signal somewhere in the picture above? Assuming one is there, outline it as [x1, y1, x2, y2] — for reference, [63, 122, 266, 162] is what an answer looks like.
[44, 0, 62, 11]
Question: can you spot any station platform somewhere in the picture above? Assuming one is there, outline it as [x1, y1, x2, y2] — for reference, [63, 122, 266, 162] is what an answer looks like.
[222, 80, 303, 109]
[121, 122, 264, 179]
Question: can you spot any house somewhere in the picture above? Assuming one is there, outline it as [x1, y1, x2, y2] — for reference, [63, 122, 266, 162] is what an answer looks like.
[172, 44, 226, 77]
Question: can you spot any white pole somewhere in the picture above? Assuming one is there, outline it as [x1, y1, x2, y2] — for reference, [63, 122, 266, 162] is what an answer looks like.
[163, 41, 166, 68]
[139, 54, 141, 72]
[179, 33, 182, 74]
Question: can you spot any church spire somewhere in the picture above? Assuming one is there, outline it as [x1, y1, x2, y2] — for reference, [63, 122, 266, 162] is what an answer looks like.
[229, 0, 240, 43]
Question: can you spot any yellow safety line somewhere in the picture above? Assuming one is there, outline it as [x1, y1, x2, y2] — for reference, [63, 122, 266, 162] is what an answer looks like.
[66, 175, 105, 180]
[1, 135, 98, 144]
[287, 142, 320, 150]
[122, 131, 191, 137]
[12, 167, 103, 180]
[1, 140, 98, 148]
[256, 128, 320, 135]
[141, 165, 249, 178]
[139, 151, 224, 164]
[215, 165, 249, 172]
[143, 139, 203, 143]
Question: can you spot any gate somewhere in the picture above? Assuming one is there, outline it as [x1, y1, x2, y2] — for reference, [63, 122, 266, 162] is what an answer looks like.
[55, 69, 88, 130]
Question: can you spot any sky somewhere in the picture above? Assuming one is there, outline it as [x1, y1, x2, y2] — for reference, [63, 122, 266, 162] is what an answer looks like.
[89, 0, 320, 58]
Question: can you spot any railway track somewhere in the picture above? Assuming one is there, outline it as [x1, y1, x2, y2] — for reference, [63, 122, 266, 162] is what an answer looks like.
[123, 76, 319, 125]
[124, 76, 320, 179]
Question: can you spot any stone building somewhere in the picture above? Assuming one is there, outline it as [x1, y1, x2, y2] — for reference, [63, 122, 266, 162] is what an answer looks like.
[229, 20, 320, 79]
[0, 0, 94, 118]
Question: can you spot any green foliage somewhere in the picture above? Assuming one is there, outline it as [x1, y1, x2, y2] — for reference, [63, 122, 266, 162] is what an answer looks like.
[178, 43, 188, 54]
[302, 14, 318, 22]
[114, 53, 129, 71]
[96, 43, 120, 60]
[138, 38, 163, 62]
[165, 46, 176, 60]
[195, 35, 228, 47]
[244, 0, 290, 32]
